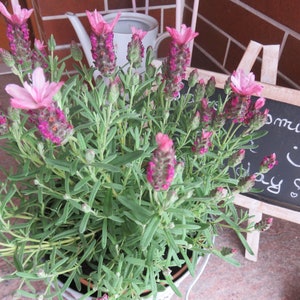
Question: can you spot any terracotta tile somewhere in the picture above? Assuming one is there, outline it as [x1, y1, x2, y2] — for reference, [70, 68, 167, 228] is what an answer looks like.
[279, 35, 300, 87]
[191, 47, 225, 74]
[199, 0, 285, 46]
[241, 0, 300, 32]
[193, 18, 229, 66]
[225, 41, 262, 76]
[162, 8, 176, 28]
[43, 17, 90, 45]
[33, 0, 105, 16]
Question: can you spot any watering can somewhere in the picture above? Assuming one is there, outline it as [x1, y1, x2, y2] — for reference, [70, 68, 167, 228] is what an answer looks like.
[66, 11, 168, 73]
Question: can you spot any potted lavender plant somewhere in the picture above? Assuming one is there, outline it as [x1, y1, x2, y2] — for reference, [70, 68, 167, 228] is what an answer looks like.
[0, 1, 276, 299]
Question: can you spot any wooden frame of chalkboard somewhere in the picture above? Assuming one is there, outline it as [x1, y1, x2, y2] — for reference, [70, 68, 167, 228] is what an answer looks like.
[153, 60, 300, 261]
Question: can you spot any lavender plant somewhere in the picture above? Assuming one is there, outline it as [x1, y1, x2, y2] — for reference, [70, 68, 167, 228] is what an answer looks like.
[0, 1, 276, 299]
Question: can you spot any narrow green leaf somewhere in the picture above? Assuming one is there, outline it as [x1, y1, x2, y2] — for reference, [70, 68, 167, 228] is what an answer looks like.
[88, 180, 102, 206]
[45, 158, 71, 172]
[16, 290, 39, 298]
[102, 218, 108, 249]
[111, 150, 144, 166]
[91, 162, 121, 173]
[74, 177, 91, 192]
[79, 213, 90, 234]
[141, 215, 160, 250]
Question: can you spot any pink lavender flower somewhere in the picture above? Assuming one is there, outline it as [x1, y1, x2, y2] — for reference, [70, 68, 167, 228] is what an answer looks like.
[147, 133, 176, 191]
[29, 103, 73, 145]
[5, 67, 64, 110]
[243, 97, 268, 130]
[126, 26, 147, 68]
[192, 130, 213, 155]
[0, 0, 33, 66]
[199, 97, 216, 125]
[0, 113, 8, 135]
[0, 0, 33, 25]
[224, 95, 251, 123]
[260, 153, 278, 174]
[32, 38, 48, 69]
[86, 10, 120, 76]
[165, 24, 199, 45]
[86, 10, 120, 35]
[230, 69, 263, 96]
[162, 25, 198, 99]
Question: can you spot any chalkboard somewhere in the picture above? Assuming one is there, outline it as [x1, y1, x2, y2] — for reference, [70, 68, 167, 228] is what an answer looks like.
[213, 88, 300, 212]
[242, 96, 300, 212]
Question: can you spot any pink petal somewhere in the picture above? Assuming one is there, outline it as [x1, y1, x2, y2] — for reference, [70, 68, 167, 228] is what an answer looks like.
[0, 2, 12, 21]
[6, 84, 39, 109]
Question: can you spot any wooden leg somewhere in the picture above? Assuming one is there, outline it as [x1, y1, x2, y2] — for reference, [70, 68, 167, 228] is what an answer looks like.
[245, 209, 262, 262]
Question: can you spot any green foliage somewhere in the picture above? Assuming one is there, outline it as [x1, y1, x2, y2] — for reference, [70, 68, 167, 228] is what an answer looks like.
[0, 38, 269, 299]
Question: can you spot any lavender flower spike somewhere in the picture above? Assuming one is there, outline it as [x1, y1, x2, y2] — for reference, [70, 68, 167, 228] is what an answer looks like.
[127, 26, 147, 68]
[162, 25, 198, 99]
[0, 0, 33, 66]
[86, 10, 120, 76]
[147, 133, 176, 191]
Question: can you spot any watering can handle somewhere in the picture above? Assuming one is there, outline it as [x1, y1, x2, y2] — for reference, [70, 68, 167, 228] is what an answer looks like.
[66, 12, 94, 68]
[153, 32, 170, 59]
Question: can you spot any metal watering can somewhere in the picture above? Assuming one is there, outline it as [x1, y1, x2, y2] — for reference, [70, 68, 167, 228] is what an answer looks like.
[66, 11, 168, 73]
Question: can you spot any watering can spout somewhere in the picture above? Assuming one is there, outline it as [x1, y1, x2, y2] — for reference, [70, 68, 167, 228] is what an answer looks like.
[66, 12, 94, 68]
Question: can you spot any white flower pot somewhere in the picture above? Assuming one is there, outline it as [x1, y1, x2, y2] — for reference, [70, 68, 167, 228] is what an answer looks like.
[55, 252, 212, 300]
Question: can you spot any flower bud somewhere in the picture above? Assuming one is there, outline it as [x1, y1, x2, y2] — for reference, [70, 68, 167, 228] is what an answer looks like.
[188, 69, 199, 88]
[248, 108, 269, 131]
[193, 79, 206, 101]
[259, 153, 278, 174]
[228, 149, 245, 167]
[108, 79, 120, 103]
[132, 72, 140, 85]
[82, 203, 92, 213]
[63, 194, 71, 200]
[0, 48, 15, 67]
[166, 190, 178, 205]
[145, 63, 156, 78]
[237, 174, 256, 193]
[37, 269, 46, 278]
[48, 35, 56, 52]
[254, 217, 273, 232]
[85, 149, 96, 164]
[205, 76, 216, 97]
[192, 130, 213, 155]
[191, 111, 200, 130]
[221, 247, 238, 256]
[224, 76, 231, 95]
[70, 41, 83, 61]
